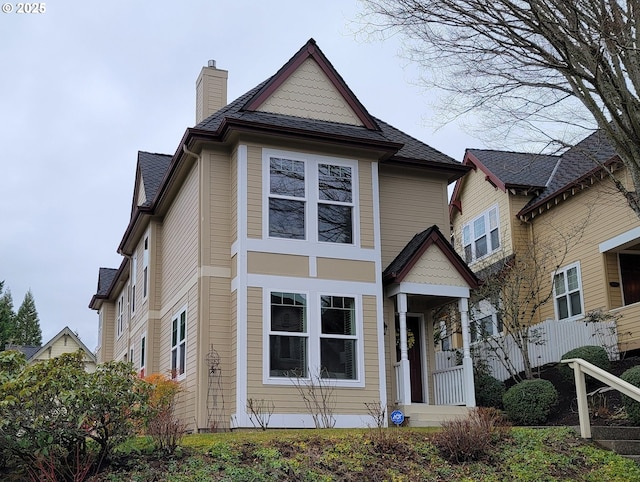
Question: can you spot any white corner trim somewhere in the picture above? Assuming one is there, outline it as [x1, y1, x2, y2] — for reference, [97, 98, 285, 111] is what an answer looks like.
[236, 145, 249, 417]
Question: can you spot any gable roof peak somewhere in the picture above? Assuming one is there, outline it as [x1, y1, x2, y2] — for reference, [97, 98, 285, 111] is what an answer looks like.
[242, 38, 379, 131]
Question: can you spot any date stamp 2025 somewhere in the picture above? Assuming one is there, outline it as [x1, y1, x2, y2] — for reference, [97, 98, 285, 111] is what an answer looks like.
[2, 3, 46, 14]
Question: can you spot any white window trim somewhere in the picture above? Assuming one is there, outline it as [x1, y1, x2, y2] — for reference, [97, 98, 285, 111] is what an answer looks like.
[553, 261, 585, 321]
[170, 306, 187, 380]
[140, 333, 147, 377]
[262, 148, 360, 247]
[263, 289, 365, 388]
[116, 292, 124, 338]
[142, 234, 149, 300]
[131, 254, 137, 314]
[462, 205, 501, 263]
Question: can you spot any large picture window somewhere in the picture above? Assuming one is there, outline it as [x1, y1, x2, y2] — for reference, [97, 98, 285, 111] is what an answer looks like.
[268, 291, 360, 383]
[266, 151, 355, 244]
[171, 309, 186, 379]
[462, 206, 500, 263]
[553, 263, 584, 320]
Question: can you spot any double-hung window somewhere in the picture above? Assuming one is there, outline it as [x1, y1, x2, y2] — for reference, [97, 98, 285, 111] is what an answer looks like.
[267, 151, 355, 244]
[143, 236, 149, 299]
[116, 293, 124, 337]
[131, 254, 137, 314]
[317, 165, 353, 243]
[553, 262, 584, 320]
[462, 206, 500, 263]
[269, 292, 307, 377]
[171, 309, 186, 379]
[320, 296, 357, 379]
[140, 335, 146, 376]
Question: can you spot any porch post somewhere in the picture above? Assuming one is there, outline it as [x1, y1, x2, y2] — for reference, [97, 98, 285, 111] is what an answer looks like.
[459, 297, 476, 407]
[398, 293, 412, 405]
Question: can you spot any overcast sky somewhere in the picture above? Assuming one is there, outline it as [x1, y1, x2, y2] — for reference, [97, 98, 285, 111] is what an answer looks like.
[0, 0, 484, 350]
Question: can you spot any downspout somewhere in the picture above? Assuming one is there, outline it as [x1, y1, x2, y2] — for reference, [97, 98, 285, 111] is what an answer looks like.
[182, 143, 208, 432]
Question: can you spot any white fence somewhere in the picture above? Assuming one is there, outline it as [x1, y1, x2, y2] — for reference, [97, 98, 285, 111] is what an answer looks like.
[435, 319, 619, 382]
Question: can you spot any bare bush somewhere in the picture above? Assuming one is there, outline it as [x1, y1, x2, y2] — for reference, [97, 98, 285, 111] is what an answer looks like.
[247, 398, 275, 431]
[290, 368, 336, 428]
[432, 407, 510, 463]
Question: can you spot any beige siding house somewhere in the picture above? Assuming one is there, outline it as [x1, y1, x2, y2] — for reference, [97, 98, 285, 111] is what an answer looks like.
[90, 39, 478, 431]
[450, 130, 640, 358]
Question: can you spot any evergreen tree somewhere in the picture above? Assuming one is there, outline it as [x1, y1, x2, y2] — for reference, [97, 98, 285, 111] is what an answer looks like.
[0, 282, 17, 350]
[14, 289, 42, 346]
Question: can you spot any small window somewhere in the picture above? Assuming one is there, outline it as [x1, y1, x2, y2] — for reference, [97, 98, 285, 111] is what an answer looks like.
[171, 310, 186, 379]
[116, 294, 124, 337]
[554, 263, 584, 320]
[318, 164, 353, 244]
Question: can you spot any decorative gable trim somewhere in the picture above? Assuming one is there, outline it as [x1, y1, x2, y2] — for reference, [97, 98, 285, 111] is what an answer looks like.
[30, 326, 97, 364]
[466, 151, 506, 192]
[383, 225, 479, 288]
[242, 38, 380, 131]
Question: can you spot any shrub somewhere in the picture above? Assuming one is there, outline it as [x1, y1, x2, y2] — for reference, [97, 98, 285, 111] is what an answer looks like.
[143, 373, 186, 454]
[503, 379, 558, 425]
[620, 366, 640, 424]
[558, 345, 610, 382]
[432, 407, 510, 463]
[475, 372, 505, 409]
[0, 351, 149, 480]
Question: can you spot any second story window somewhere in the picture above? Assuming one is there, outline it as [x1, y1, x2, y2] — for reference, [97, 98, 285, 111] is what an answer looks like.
[116, 294, 124, 337]
[266, 151, 355, 245]
[131, 254, 137, 313]
[143, 236, 149, 299]
[462, 206, 500, 263]
[269, 158, 306, 239]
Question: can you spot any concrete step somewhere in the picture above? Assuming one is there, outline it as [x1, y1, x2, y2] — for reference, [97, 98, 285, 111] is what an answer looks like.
[399, 405, 470, 427]
[580, 426, 640, 463]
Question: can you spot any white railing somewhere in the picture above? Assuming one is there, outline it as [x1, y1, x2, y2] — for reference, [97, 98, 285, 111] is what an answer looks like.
[393, 362, 402, 404]
[435, 319, 619, 381]
[562, 358, 640, 438]
[433, 365, 465, 405]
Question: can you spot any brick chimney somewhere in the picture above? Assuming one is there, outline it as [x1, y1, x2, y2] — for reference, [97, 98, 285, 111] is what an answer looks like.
[195, 60, 228, 124]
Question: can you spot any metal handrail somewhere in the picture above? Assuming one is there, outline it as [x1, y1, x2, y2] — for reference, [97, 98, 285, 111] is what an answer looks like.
[561, 358, 640, 438]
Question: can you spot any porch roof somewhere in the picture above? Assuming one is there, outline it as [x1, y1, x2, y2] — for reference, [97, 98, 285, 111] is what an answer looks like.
[383, 225, 479, 289]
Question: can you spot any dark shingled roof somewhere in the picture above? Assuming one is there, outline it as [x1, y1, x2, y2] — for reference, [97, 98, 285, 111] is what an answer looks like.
[384, 227, 440, 279]
[96, 268, 118, 297]
[521, 130, 618, 213]
[195, 53, 460, 168]
[4, 344, 41, 359]
[138, 151, 173, 208]
[467, 149, 559, 189]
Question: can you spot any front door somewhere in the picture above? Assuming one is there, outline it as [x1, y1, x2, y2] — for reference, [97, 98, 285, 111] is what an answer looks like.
[407, 316, 424, 403]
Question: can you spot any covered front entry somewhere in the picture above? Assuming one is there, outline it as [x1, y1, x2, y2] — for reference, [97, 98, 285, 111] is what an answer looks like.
[383, 226, 480, 418]
[396, 315, 425, 403]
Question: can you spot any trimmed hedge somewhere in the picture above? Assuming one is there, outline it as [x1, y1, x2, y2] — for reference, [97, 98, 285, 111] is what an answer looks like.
[558, 345, 611, 382]
[475, 372, 505, 409]
[621, 366, 640, 425]
[503, 379, 558, 425]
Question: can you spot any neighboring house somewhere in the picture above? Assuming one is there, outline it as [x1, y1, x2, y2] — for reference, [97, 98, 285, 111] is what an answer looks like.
[89, 39, 479, 431]
[6, 326, 97, 372]
[449, 129, 640, 364]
